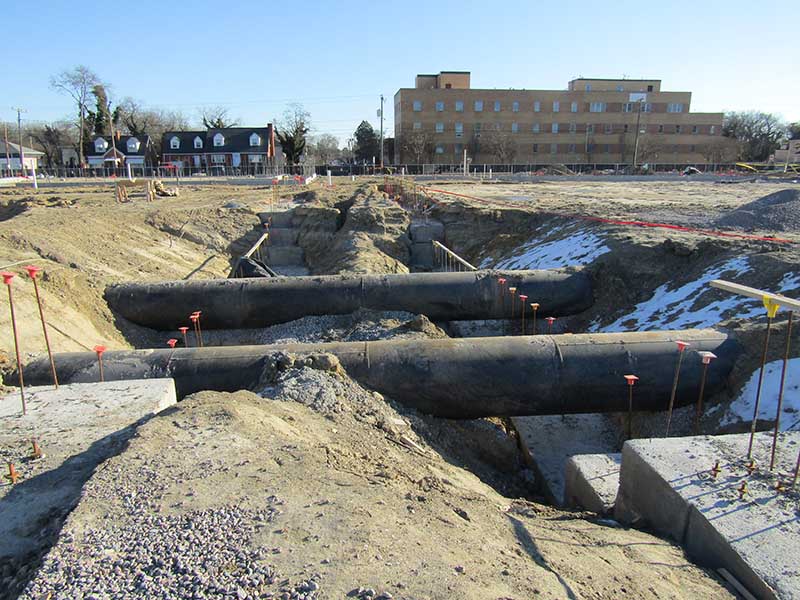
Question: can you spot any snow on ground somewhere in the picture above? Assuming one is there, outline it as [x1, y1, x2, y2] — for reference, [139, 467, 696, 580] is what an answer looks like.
[594, 258, 800, 332]
[715, 358, 800, 430]
[481, 225, 609, 270]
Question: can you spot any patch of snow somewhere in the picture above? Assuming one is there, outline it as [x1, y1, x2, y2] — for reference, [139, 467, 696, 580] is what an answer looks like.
[488, 229, 609, 270]
[718, 358, 800, 430]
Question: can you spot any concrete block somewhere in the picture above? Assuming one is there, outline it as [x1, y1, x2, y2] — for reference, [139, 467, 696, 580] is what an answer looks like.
[513, 413, 620, 505]
[615, 432, 800, 600]
[409, 220, 444, 243]
[266, 246, 305, 266]
[267, 227, 300, 246]
[0, 380, 176, 570]
[410, 241, 435, 269]
[564, 453, 621, 514]
[258, 210, 294, 228]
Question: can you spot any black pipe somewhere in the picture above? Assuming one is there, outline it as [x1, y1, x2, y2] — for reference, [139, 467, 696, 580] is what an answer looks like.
[104, 269, 592, 331]
[20, 330, 739, 418]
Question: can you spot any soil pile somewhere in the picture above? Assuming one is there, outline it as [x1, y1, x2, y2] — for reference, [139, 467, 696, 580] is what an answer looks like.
[714, 188, 800, 232]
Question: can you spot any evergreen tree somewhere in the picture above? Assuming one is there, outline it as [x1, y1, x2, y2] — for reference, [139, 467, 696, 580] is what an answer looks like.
[354, 121, 379, 163]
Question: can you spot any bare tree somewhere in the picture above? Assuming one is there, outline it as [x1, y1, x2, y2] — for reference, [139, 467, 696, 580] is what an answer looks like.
[200, 105, 239, 129]
[402, 131, 432, 163]
[483, 128, 517, 163]
[50, 65, 101, 167]
[723, 111, 786, 161]
[276, 103, 311, 165]
[29, 122, 72, 167]
[308, 133, 340, 164]
[699, 137, 740, 168]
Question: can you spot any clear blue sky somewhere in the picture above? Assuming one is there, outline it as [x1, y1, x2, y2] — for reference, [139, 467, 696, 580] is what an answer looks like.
[3, 0, 798, 145]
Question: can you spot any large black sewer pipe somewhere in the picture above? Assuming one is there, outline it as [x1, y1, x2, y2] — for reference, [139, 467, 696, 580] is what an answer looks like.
[21, 329, 738, 418]
[104, 269, 592, 331]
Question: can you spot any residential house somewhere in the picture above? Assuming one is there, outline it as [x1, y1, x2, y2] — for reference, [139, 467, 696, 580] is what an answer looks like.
[0, 141, 44, 171]
[85, 133, 156, 169]
[161, 126, 279, 173]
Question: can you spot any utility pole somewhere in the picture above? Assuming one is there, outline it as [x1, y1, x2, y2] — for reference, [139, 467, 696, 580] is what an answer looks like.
[379, 94, 384, 169]
[3, 122, 10, 176]
[12, 107, 27, 177]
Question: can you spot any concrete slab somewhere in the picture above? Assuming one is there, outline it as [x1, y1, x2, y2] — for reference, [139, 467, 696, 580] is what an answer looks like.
[265, 245, 305, 266]
[409, 220, 444, 243]
[615, 432, 800, 600]
[564, 452, 621, 514]
[513, 413, 620, 505]
[0, 380, 176, 596]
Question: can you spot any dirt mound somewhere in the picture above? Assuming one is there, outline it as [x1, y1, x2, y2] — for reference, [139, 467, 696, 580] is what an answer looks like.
[714, 188, 800, 232]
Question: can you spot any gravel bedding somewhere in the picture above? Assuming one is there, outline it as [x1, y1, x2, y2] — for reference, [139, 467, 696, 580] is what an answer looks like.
[714, 188, 800, 232]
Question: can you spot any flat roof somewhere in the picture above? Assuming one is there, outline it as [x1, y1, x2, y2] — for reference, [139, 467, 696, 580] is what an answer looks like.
[570, 77, 661, 82]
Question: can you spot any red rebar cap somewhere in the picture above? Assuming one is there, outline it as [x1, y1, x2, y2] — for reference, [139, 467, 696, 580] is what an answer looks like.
[93, 345, 106, 355]
[189, 315, 198, 322]
[192, 311, 202, 317]
[1, 271, 15, 285]
[178, 326, 189, 333]
[24, 265, 42, 278]
[675, 340, 690, 352]
[167, 338, 178, 348]
[698, 351, 717, 365]
[624, 374, 639, 385]
[519, 294, 528, 301]
[546, 317, 556, 323]
[498, 278, 506, 284]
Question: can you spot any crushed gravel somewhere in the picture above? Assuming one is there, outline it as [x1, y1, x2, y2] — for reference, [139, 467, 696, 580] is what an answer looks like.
[714, 188, 800, 232]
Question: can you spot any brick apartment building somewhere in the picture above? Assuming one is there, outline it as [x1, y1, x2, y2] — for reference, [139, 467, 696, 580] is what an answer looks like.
[394, 71, 729, 166]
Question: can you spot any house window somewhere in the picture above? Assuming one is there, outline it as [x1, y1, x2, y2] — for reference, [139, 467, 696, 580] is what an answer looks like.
[553, 101, 560, 113]
[568, 143, 576, 153]
[585, 84, 592, 91]
[571, 101, 578, 113]
[435, 122, 444, 133]
[474, 123, 482, 133]
[590, 102, 606, 113]
[435, 144, 444, 154]
[455, 101, 464, 112]
[413, 122, 422, 130]
[692, 125, 699, 134]
[193, 136, 203, 149]
[532, 123, 540, 133]
[213, 133, 225, 147]
[249, 154, 263, 163]
[658, 124, 664, 133]
[494, 100, 501, 112]
[710, 125, 716, 135]
[474, 100, 483, 112]
[667, 103, 684, 113]
[455, 122, 463, 138]
[250, 133, 261, 146]
[413, 100, 422, 112]
[642, 103, 653, 112]
[647, 85, 654, 92]
[169, 136, 180, 150]
[445, 83, 452, 89]
[511, 122, 519, 133]
[512, 101, 519, 112]
[127, 137, 140, 153]
[533, 143, 539, 153]
[435, 101, 444, 112]
[552, 123, 559, 133]
[569, 122, 576, 133]
[587, 124, 594, 134]
[211, 154, 225, 163]
[95, 138, 107, 152]
[604, 124, 613, 134]
[550, 143, 558, 154]
[616, 85, 624, 92]
[623, 103, 633, 113]
[675, 125, 681, 134]
[534, 101, 541, 112]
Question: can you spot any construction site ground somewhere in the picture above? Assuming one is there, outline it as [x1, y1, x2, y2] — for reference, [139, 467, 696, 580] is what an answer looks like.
[1, 176, 799, 599]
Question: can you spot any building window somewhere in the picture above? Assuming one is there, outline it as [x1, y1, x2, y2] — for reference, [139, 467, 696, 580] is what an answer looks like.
[95, 138, 107, 152]
[170, 136, 180, 150]
[647, 85, 654, 92]
[435, 122, 444, 133]
[511, 122, 519, 133]
[642, 103, 653, 112]
[532, 123, 540, 133]
[587, 143, 595, 153]
[589, 102, 606, 113]
[474, 100, 483, 112]
[534, 101, 541, 112]
[604, 124, 613, 134]
[512, 101, 519, 112]
[455, 122, 463, 137]
[550, 143, 558, 154]
[533, 143, 539, 153]
[568, 143, 576, 153]
[569, 122, 576, 133]
[658, 124, 664, 133]
[213, 133, 225, 147]
[604, 144, 611, 153]
[587, 124, 594, 134]
[435, 145, 444, 155]
[474, 123, 482, 133]
[667, 103, 684, 113]
[193, 136, 203, 149]
[454, 143, 463, 154]
[413, 122, 422, 130]
[624, 124, 629, 133]
[211, 154, 225, 163]
[675, 125, 681, 134]
[445, 83, 452, 89]
[692, 125, 698, 134]
[127, 137, 140, 153]
[553, 101, 560, 113]
[552, 123, 559, 133]
[623, 103, 633, 113]
[616, 85, 624, 92]
[690, 145, 696, 152]
[585, 84, 591, 91]
[455, 101, 464, 112]
[710, 125, 716, 135]
[494, 100, 501, 112]
[571, 101, 578, 113]
[249, 133, 261, 146]
[435, 101, 444, 112]
[413, 100, 422, 112]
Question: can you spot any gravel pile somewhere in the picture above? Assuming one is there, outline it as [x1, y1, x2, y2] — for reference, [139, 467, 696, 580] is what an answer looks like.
[714, 188, 800, 232]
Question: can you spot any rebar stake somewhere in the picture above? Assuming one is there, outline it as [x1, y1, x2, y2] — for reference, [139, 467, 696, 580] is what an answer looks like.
[167, 338, 178, 348]
[748, 297, 780, 460]
[770, 311, 794, 471]
[508, 287, 517, 318]
[530, 303, 539, 335]
[711, 461, 722, 479]
[30, 439, 43, 460]
[4, 463, 20, 485]
[665, 340, 690, 437]
[179, 326, 189, 347]
[194, 311, 204, 347]
[518, 294, 528, 335]
[24, 265, 58, 389]
[93, 345, 106, 382]
[694, 351, 717, 434]
[624, 375, 639, 439]
[2, 272, 26, 414]
[546, 316, 556, 335]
